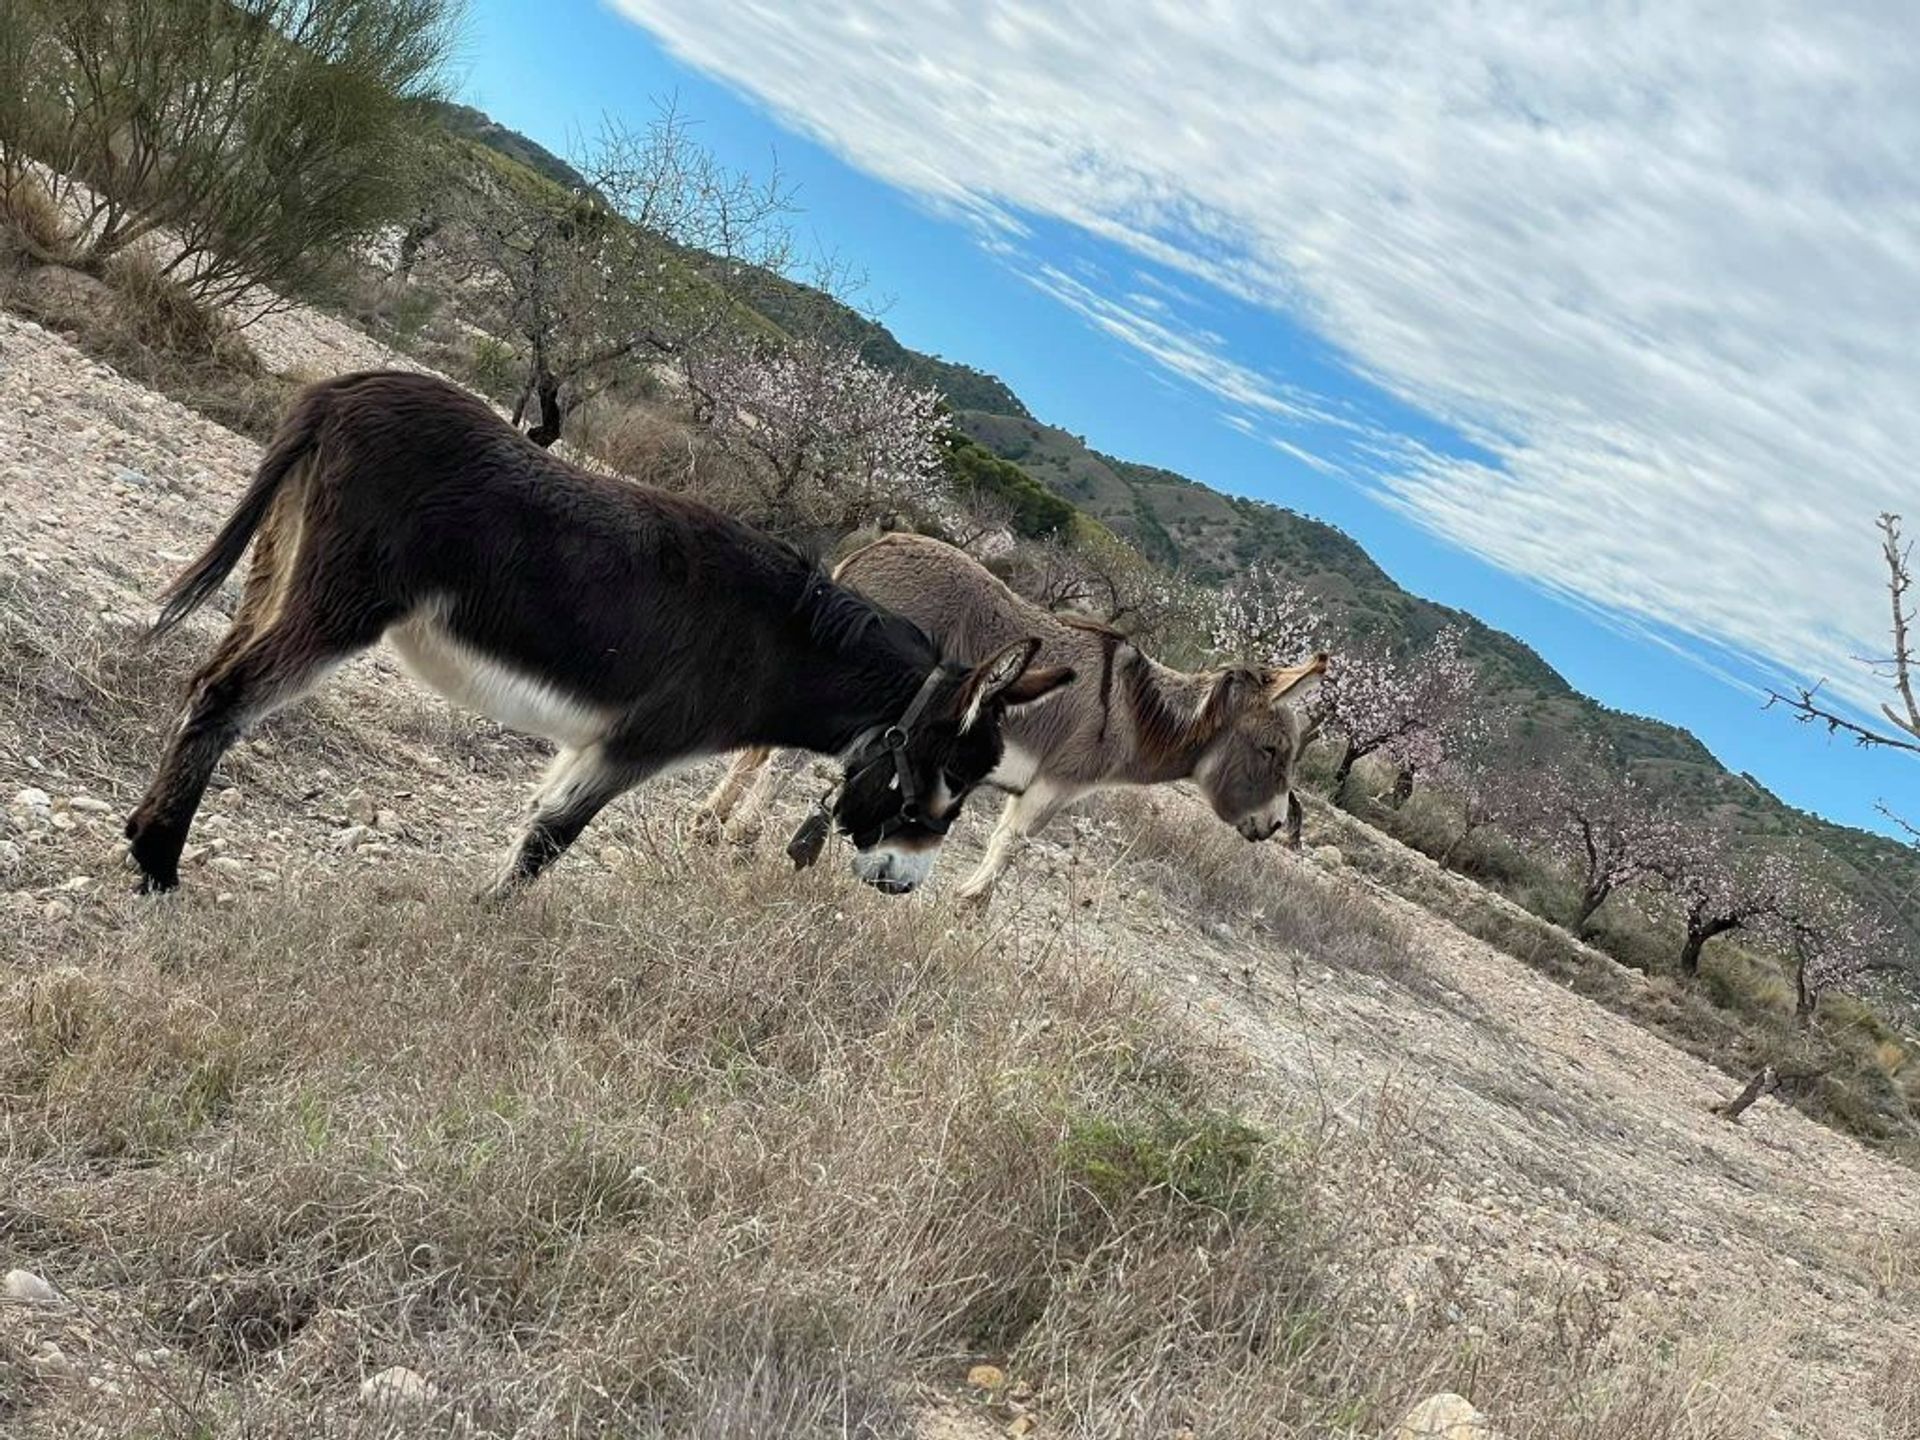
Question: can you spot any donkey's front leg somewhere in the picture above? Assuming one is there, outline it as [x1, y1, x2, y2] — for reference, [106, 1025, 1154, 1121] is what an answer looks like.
[484, 743, 651, 899]
[955, 783, 1067, 905]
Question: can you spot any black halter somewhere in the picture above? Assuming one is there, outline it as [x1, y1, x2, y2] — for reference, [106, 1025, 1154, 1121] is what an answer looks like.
[787, 666, 953, 868]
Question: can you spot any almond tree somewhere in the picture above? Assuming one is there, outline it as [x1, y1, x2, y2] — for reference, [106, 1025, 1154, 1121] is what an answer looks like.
[1427, 728, 1511, 868]
[684, 334, 948, 537]
[1779, 888, 1888, 1022]
[1653, 828, 1801, 977]
[1509, 748, 1679, 935]
[1320, 627, 1478, 800]
[450, 105, 797, 447]
[1205, 560, 1323, 668]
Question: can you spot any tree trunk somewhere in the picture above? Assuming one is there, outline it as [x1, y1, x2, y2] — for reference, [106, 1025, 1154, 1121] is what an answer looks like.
[526, 364, 565, 448]
[395, 213, 438, 280]
[1712, 1065, 1778, 1123]
[1389, 766, 1414, 807]
[1330, 742, 1358, 800]
[1574, 882, 1610, 937]
[1794, 952, 1817, 1027]
[1679, 916, 1740, 977]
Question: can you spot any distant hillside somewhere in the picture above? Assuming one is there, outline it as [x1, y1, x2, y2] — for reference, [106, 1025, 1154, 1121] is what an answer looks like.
[425, 100, 589, 192]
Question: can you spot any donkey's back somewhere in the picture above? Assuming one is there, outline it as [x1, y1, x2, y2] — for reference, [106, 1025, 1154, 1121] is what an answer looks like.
[834, 532, 1111, 773]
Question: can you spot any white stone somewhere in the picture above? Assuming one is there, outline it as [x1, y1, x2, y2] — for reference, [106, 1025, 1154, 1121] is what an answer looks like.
[65, 795, 113, 814]
[360, 1366, 438, 1410]
[12, 786, 52, 811]
[30, 1341, 84, 1382]
[329, 825, 372, 853]
[3, 1268, 65, 1307]
[1313, 844, 1344, 867]
[208, 856, 249, 877]
[1391, 1393, 1497, 1439]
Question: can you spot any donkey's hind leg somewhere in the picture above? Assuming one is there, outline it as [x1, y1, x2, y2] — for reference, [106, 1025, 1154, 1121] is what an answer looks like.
[127, 589, 394, 893]
[694, 746, 803, 845]
[693, 747, 773, 842]
[486, 743, 652, 899]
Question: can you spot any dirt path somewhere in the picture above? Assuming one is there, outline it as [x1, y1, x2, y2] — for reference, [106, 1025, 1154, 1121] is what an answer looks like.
[3, 306, 1918, 1437]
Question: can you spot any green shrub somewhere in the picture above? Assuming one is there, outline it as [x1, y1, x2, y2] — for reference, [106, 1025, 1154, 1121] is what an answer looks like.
[0, 0, 455, 304]
[1058, 1104, 1271, 1225]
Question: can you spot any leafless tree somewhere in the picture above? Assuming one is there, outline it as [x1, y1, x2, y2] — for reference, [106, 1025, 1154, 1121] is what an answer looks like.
[1002, 530, 1200, 643]
[448, 104, 797, 447]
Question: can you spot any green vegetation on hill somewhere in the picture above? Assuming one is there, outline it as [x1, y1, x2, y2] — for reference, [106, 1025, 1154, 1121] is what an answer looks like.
[940, 434, 1077, 540]
[425, 100, 589, 192]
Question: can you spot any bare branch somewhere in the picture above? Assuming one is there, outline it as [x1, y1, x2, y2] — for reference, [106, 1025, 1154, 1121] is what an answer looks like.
[1767, 513, 1919, 755]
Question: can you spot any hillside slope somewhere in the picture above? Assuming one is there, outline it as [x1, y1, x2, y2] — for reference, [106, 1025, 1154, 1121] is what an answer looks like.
[4, 304, 1920, 1437]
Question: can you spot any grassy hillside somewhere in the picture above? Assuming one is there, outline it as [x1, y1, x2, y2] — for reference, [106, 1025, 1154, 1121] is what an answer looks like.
[424, 101, 589, 192]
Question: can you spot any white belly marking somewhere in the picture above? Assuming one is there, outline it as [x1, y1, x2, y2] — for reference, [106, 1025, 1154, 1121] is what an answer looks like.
[387, 610, 616, 748]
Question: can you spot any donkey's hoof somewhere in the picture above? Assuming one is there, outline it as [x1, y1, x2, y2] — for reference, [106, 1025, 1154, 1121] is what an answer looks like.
[135, 870, 180, 896]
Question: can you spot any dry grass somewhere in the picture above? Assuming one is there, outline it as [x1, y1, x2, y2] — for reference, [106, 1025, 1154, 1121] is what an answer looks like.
[1, 861, 1787, 1439]
[0, 238, 294, 442]
[1090, 790, 1452, 1006]
[1312, 795, 1920, 1148]
[0, 172, 78, 266]
[0, 582, 1798, 1438]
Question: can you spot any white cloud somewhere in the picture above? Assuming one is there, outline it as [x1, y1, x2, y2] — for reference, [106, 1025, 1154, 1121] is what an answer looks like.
[612, 0, 1918, 713]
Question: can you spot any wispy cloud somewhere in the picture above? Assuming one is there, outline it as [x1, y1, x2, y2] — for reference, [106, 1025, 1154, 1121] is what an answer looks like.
[612, 0, 1918, 715]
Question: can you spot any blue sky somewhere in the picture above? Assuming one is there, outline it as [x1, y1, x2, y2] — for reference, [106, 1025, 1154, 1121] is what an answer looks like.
[454, 0, 1917, 837]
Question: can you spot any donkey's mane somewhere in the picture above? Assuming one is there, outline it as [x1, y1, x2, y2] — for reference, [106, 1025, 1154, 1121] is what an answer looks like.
[1122, 650, 1233, 766]
[791, 563, 940, 670]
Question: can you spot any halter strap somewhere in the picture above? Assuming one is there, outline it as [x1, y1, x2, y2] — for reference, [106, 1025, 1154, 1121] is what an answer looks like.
[788, 665, 954, 868]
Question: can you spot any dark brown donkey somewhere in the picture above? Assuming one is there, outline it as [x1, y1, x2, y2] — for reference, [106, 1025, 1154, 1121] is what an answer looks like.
[127, 371, 1072, 896]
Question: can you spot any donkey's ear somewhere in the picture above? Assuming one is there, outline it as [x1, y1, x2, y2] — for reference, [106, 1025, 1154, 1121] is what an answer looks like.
[959, 637, 1043, 731]
[1269, 651, 1329, 707]
[1002, 663, 1075, 708]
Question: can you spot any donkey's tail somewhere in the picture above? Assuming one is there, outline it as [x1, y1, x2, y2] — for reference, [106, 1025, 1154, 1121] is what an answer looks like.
[151, 387, 328, 637]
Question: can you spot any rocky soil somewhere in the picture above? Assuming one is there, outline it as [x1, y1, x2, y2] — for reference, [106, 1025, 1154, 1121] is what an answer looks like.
[3, 301, 1919, 1437]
